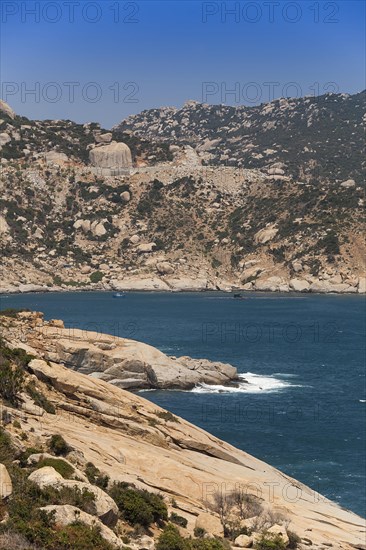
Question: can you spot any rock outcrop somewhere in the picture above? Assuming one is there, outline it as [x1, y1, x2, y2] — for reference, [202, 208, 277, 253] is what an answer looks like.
[6, 312, 238, 390]
[89, 141, 132, 175]
[0, 99, 16, 119]
[0, 464, 12, 499]
[40, 505, 123, 548]
[29, 466, 119, 526]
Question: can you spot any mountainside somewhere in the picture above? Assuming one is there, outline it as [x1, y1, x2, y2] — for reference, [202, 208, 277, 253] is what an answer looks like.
[1, 310, 365, 550]
[116, 92, 366, 184]
[0, 95, 365, 294]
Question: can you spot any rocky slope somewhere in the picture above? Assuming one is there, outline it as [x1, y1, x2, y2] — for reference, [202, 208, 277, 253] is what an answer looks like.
[1, 311, 365, 550]
[116, 92, 366, 184]
[0, 96, 365, 294]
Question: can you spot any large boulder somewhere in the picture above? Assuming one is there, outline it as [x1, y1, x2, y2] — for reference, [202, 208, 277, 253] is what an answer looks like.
[0, 133, 11, 146]
[234, 534, 253, 547]
[358, 277, 366, 294]
[136, 243, 156, 253]
[45, 151, 69, 165]
[94, 131, 113, 144]
[156, 262, 174, 275]
[254, 225, 278, 244]
[0, 100, 15, 119]
[340, 179, 356, 188]
[40, 505, 123, 548]
[89, 141, 132, 172]
[28, 466, 118, 527]
[255, 276, 283, 291]
[289, 278, 310, 292]
[195, 512, 224, 538]
[0, 464, 12, 499]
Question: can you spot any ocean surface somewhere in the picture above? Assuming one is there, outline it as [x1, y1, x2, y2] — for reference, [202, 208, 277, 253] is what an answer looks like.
[1, 291, 365, 516]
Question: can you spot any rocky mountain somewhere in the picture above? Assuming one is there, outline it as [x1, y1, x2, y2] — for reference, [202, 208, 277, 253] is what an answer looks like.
[1, 310, 365, 550]
[116, 92, 366, 185]
[0, 97, 365, 294]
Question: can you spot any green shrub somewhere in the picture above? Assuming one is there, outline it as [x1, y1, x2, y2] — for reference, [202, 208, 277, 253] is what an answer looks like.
[36, 458, 74, 479]
[194, 527, 206, 538]
[287, 530, 301, 549]
[0, 428, 15, 464]
[0, 308, 29, 318]
[156, 524, 188, 550]
[49, 434, 71, 456]
[3, 466, 102, 549]
[170, 512, 188, 528]
[109, 482, 168, 527]
[155, 411, 179, 423]
[26, 381, 55, 414]
[254, 532, 286, 550]
[18, 447, 44, 468]
[0, 360, 24, 406]
[90, 271, 104, 283]
[157, 524, 227, 550]
[84, 462, 109, 489]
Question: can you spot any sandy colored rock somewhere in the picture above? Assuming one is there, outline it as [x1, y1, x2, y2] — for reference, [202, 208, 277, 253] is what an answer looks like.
[136, 243, 156, 253]
[0, 132, 11, 146]
[129, 234, 140, 244]
[94, 131, 113, 144]
[29, 466, 118, 526]
[234, 534, 252, 547]
[40, 505, 123, 548]
[0, 464, 12, 499]
[254, 225, 278, 244]
[120, 191, 131, 202]
[0, 99, 15, 119]
[255, 276, 283, 291]
[340, 179, 356, 188]
[290, 278, 310, 292]
[27, 325, 238, 390]
[358, 277, 366, 293]
[195, 512, 224, 537]
[89, 141, 132, 171]
[156, 262, 174, 275]
[45, 151, 69, 165]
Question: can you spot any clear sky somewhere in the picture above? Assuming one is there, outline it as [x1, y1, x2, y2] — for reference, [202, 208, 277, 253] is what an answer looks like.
[1, 0, 365, 128]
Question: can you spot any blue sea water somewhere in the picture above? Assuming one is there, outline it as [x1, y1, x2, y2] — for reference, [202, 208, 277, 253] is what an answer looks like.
[1, 291, 365, 516]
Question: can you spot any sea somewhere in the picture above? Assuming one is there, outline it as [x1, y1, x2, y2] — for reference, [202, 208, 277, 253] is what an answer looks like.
[1, 291, 365, 516]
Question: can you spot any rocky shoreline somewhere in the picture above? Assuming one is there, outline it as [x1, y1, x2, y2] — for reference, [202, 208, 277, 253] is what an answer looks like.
[1, 311, 239, 391]
[1, 273, 365, 296]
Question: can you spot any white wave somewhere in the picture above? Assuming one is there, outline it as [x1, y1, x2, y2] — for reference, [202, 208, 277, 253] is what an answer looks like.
[359, 399, 366, 403]
[191, 372, 303, 394]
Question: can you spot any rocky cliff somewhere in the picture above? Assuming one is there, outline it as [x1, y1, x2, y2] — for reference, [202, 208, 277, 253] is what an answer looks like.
[0, 311, 365, 550]
[0, 96, 365, 295]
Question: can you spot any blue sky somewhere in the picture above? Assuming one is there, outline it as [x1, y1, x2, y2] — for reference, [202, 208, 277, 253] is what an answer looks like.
[1, 0, 365, 127]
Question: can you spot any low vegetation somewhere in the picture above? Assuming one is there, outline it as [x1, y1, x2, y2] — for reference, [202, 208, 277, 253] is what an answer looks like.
[109, 482, 168, 528]
[48, 434, 71, 456]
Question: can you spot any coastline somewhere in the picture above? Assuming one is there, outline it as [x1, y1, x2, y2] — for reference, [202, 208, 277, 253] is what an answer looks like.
[1, 279, 365, 296]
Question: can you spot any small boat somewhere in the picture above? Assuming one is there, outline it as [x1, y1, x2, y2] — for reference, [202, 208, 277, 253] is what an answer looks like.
[113, 293, 126, 298]
[233, 293, 246, 300]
